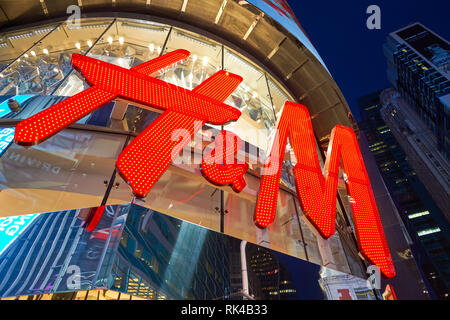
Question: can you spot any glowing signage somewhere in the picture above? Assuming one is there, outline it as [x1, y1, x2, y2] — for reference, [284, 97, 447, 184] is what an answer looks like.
[254, 102, 395, 278]
[13, 51, 395, 278]
[201, 130, 249, 193]
[0, 213, 38, 256]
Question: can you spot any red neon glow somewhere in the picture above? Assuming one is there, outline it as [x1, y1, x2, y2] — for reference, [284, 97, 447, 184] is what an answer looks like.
[14, 49, 191, 146]
[255, 102, 395, 278]
[85, 205, 105, 232]
[116, 70, 242, 197]
[13, 51, 395, 278]
[383, 284, 397, 300]
[14, 51, 242, 197]
[201, 130, 248, 192]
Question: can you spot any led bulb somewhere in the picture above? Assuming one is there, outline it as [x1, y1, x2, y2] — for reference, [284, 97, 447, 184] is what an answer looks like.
[107, 36, 113, 44]
[75, 42, 81, 50]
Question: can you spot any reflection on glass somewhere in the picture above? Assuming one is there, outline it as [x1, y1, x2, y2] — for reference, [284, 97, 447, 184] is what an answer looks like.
[163, 28, 222, 86]
[224, 48, 276, 151]
[88, 19, 170, 68]
[0, 128, 126, 217]
[223, 173, 260, 246]
[0, 16, 367, 284]
[1, 19, 112, 97]
[0, 204, 373, 300]
[270, 191, 307, 261]
[111, 206, 372, 300]
[54, 18, 170, 97]
[0, 24, 58, 94]
[267, 78, 291, 117]
[223, 173, 307, 261]
[327, 233, 352, 274]
[111, 205, 229, 300]
[141, 168, 221, 232]
[298, 214, 324, 266]
[106, 149, 221, 233]
[0, 204, 128, 298]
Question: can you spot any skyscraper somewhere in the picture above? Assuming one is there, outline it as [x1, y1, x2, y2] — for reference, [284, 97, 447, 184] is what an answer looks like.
[383, 23, 450, 160]
[358, 91, 450, 299]
[379, 88, 449, 220]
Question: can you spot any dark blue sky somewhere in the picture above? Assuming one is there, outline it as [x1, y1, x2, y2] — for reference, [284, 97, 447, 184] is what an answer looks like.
[288, 0, 450, 121]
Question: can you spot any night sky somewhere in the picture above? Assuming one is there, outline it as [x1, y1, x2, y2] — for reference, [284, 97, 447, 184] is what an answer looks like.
[288, 0, 450, 121]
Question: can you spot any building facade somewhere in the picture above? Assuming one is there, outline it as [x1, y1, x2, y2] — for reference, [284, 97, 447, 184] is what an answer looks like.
[358, 91, 449, 299]
[383, 23, 450, 160]
[379, 88, 450, 221]
[0, 0, 400, 300]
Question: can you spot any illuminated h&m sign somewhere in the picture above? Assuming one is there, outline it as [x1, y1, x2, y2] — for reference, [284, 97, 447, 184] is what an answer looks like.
[13, 50, 395, 278]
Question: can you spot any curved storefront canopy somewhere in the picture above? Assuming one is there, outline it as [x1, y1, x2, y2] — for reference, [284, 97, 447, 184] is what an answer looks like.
[0, 0, 357, 144]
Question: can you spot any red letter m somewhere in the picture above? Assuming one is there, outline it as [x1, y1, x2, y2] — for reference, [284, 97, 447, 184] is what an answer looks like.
[254, 102, 395, 278]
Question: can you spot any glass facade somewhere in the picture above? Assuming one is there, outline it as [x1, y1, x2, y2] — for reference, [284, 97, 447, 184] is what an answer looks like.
[0, 15, 373, 299]
[384, 23, 450, 160]
[0, 205, 128, 298]
[358, 91, 450, 299]
[0, 17, 285, 151]
[0, 204, 375, 300]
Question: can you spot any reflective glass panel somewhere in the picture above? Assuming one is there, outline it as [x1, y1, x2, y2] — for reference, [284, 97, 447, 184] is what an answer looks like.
[0, 204, 128, 298]
[0, 23, 58, 94]
[223, 48, 276, 152]
[0, 128, 126, 217]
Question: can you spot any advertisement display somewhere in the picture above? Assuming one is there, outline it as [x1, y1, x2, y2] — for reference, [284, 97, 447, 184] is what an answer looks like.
[0, 213, 38, 256]
[12, 51, 395, 278]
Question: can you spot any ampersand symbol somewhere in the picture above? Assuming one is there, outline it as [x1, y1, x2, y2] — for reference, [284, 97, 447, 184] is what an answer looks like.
[201, 130, 248, 192]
